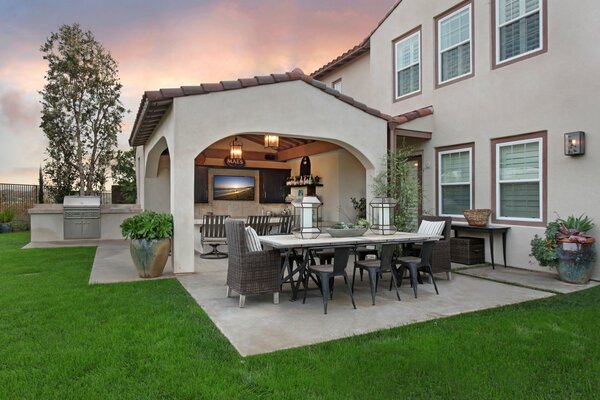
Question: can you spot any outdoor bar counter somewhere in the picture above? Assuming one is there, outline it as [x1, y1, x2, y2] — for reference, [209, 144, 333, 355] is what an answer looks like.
[29, 204, 141, 242]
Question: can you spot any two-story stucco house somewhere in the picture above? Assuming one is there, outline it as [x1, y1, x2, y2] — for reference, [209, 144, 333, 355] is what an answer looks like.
[130, 0, 598, 279]
[311, 0, 599, 279]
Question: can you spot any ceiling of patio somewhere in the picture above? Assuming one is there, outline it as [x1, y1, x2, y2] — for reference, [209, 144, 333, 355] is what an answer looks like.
[194, 134, 341, 164]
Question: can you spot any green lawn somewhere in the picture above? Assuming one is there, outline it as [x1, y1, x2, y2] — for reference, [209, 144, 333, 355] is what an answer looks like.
[1, 232, 599, 399]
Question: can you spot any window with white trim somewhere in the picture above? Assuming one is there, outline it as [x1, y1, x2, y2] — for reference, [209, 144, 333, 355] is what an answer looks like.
[438, 3, 472, 84]
[496, 137, 542, 221]
[496, 0, 543, 63]
[438, 147, 472, 216]
[332, 79, 342, 93]
[394, 30, 420, 99]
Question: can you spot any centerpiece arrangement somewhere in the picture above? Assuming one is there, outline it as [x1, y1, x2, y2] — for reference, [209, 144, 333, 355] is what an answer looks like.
[326, 219, 370, 237]
[530, 214, 596, 284]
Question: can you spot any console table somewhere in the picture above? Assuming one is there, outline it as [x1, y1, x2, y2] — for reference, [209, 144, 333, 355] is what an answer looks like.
[451, 223, 510, 269]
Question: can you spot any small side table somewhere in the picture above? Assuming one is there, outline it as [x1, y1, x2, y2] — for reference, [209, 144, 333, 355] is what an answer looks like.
[451, 223, 510, 269]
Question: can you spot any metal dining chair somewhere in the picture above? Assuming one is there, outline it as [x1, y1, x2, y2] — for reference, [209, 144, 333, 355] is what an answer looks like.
[352, 243, 401, 305]
[246, 215, 271, 236]
[302, 247, 356, 314]
[396, 241, 439, 298]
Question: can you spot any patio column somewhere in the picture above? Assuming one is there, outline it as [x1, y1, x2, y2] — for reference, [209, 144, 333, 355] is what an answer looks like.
[170, 150, 195, 274]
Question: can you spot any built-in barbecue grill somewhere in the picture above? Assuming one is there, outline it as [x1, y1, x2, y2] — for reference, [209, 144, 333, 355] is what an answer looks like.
[63, 196, 101, 239]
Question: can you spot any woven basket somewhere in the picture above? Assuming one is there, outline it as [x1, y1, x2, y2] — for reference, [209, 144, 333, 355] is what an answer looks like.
[463, 209, 491, 226]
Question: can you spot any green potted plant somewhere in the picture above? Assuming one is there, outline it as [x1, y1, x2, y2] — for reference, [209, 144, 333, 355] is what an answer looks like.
[0, 208, 16, 233]
[530, 214, 596, 284]
[120, 211, 173, 278]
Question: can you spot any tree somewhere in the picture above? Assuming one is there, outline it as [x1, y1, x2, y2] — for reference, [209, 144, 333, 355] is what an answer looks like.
[40, 24, 125, 201]
[112, 149, 137, 203]
[37, 166, 44, 204]
[371, 144, 421, 232]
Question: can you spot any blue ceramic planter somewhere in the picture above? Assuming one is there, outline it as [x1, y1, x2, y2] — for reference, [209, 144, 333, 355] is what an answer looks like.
[129, 238, 171, 278]
[556, 242, 596, 284]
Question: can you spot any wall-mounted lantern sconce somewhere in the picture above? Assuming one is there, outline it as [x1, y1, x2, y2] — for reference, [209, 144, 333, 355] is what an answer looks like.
[565, 131, 585, 156]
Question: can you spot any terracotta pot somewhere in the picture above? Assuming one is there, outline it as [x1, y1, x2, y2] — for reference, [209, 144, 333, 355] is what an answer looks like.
[129, 238, 171, 278]
[556, 242, 596, 284]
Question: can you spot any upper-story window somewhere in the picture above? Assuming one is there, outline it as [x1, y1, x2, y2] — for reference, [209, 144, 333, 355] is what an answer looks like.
[437, 144, 473, 217]
[494, 0, 546, 67]
[492, 131, 546, 225]
[436, 2, 473, 86]
[332, 79, 342, 93]
[394, 27, 421, 100]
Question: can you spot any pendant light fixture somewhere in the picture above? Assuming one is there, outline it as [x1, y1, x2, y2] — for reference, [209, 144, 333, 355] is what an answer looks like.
[264, 134, 280, 149]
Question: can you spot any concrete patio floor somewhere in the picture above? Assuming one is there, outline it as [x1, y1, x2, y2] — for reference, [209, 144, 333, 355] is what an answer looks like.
[456, 265, 600, 294]
[78, 240, 599, 356]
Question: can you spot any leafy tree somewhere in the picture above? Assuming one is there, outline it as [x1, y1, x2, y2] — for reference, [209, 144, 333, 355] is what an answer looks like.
[39, 24, 125, 202]
[371, 143, 420, 232]
[112, 149, 137, 203]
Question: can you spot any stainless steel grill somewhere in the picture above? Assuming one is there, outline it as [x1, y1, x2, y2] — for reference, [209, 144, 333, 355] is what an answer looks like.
[63, 196, 101, 239]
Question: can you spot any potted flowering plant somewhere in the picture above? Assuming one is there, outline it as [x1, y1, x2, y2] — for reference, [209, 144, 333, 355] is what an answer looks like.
[0, 208, 16, 233]
[530, 214, 596, 284]
[121, 211, 173, 278]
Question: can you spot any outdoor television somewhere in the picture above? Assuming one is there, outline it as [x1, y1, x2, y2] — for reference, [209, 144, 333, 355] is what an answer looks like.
[213, 175, 255, 201]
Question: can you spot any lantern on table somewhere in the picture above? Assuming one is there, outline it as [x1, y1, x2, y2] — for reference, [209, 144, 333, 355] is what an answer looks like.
[370, 197, 397, 235]
[291, 196, 322, 239]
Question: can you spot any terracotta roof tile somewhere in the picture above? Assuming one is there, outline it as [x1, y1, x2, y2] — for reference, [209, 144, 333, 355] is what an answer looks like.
[256, 75, 275, 85]
[201, 83, 224, 92]
[239, 78, 259, 88]
[272, 73, 290, 82]
[160, 88, 184, 98]
[221, 80, 242, 90]
[181, 86, 206, 95]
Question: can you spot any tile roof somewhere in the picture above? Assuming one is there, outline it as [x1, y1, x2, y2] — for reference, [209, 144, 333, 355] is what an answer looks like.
[129, 68, 399, 147]
[311, 0, 403, 80]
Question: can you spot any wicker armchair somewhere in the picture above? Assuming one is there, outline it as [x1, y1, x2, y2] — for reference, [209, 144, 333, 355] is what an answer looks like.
[225, 219, 281, 308]
[419, 215, 452, 279]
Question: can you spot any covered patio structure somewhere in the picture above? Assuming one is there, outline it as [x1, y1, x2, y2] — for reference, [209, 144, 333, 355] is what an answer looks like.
[130, 69, 404, 273]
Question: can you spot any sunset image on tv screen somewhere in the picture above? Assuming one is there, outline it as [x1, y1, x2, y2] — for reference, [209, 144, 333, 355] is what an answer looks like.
[213, 175, 255, 201]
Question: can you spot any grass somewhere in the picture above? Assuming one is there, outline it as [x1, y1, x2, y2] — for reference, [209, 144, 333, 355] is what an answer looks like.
[1, 232, 599, 399]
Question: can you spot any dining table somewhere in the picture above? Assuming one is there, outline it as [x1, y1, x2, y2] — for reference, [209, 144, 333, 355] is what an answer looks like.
[259, 231, 441, 301]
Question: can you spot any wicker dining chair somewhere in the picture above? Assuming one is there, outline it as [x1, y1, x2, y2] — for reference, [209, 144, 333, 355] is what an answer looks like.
[225, 219, 281, 308]
[405, 215, 452, 279]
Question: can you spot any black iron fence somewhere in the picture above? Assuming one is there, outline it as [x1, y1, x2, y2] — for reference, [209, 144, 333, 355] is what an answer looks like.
[0, 183, 112, 222]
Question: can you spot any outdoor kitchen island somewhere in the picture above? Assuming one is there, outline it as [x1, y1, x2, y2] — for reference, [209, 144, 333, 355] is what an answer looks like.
[28, 202, 141, 242]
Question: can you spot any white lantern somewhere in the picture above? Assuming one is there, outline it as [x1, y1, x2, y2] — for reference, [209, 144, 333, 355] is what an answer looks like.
[370, 197, 397, 235]
[291, 196, 321, 239]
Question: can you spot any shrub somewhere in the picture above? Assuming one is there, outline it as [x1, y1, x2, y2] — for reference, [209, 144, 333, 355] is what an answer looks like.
[0, 209, 16, 223]
[120, 211, 173, 240]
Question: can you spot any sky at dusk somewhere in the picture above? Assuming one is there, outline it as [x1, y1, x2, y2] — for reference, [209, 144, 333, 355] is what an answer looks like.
[0, 0, 395, 184]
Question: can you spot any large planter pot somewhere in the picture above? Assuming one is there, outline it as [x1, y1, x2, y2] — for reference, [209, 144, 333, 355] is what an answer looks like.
[0, 223, 11, 234]
[130, 238, 171, 278]
[556, 242, 596, 284]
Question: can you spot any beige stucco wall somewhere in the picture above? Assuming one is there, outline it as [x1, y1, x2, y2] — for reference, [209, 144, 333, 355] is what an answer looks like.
[318, 0, 600, 279]
[319, 53, 372, 101]
[141, 80, 388, 273]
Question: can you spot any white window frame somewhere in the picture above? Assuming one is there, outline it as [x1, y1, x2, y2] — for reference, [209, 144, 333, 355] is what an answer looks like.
[394, 30, 421, 100]
[495, 137, 543, 222]
[495, 0, 543, 65]
[437, 3, 473, 85]
[438, 147, 473, 218]
[332, 79, 342, 93]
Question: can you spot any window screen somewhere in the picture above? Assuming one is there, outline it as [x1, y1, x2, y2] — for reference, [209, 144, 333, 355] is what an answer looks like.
[439, 5, 471, 83]
[395, 31, 420, 97]
[497, 0, 541, 62]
